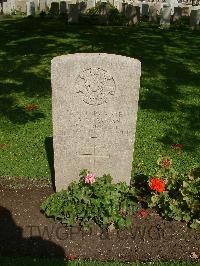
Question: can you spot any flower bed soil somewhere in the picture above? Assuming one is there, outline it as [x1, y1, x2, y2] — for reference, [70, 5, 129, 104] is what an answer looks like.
[0, 176, 200, 262]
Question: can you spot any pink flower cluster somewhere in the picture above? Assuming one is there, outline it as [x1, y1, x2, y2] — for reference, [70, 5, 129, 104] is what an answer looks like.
[84, 173, 96, 184]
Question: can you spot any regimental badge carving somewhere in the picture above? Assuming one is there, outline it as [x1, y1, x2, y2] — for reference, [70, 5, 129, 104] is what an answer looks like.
[75, 68, 116, 106]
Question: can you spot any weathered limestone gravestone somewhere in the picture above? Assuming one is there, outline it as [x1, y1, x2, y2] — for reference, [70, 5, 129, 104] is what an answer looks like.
[86, 0, 95, 10]
[190, 7, 200, 30]
[160, 5, 171, 27]
[125, 4, 140, 25]
[39, 0, 46, 11]
[68, 3, 79, 23]
[99, 2, 109, 24]
[149, 4, 158, 23]
[32, 0, 38, 10]
[141, 3, 149, 17]
[50, 1, 59, 15]
[121, 2, 128, 15]
[114, 0, 122, 12]
[172, 6, 182, 22]
[26, 1, 36, 16]
[16, 0, 26, 13]
[52, 53, 141, 191]
[181, 6, 191, 16]
[2, 0, 12, 14]
[165, 0, 178, 14]
[60, 1, 67, 14]
[154, 2, 163, 15]
[79, 1, 87, 13]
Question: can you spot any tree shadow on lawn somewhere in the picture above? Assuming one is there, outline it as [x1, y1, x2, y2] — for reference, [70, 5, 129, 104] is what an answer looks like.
[0, 17, 199, 151]
[0, 206, 67, 264]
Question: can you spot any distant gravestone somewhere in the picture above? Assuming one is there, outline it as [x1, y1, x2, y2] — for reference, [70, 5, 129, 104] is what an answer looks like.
[27, 1, 36, 16]
[190, 7, 200, 30]
[99, 1, 108, 15]
[51, 53, 141, 191]
[154, 2, 163, 15]
[172, 6, 182, 22]
[50, 1, 59, 15]
[165, 0, 178, 14]
[121, 2, 127, 15]
[39, 0, 46, 11]
[114, 0, 122, 12]
[99, 2, 109, 24]
[141, 2, 149, 17]
[181, 5, 191, 16]
[2, 1, 12, 14]
[125, 4, 140, 25]
[46, 0, 53, 8]
[149, 4, 158, 23]
[16, 0, 26, 13]
[3, 0, 16, 14]
[32, 0, 38, 10]
[160, 5, 171, 27]
[86, 0, 95, 10]
[60, 1, 67, 14]
[79, 1, 87, 13]
[68, 3, 79, 23]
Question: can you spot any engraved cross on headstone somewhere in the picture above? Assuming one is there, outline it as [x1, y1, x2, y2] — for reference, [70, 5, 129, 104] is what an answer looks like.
[78, 110, 109, 171]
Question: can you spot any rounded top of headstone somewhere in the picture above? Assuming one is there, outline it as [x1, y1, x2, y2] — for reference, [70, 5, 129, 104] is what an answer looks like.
[51, 53, 141, 68]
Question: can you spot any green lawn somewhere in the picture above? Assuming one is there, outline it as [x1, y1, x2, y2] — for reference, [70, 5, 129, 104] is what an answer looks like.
[0, 16, 200, 181]
[0, 257, 199, 266]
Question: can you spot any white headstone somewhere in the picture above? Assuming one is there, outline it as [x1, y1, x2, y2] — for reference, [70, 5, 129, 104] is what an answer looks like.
[51, 53, 141, 191]
[16, 0, 27, 12]
[39, 0, 46, 11]
[181, 5, 191, 16]
[125, 4, 140, 25]
[190, 7, 200, 30]
[165, 0, 178, 14]
[172, 6, 182, 22]
[149, 4, 157, 23]
[27, 1, 36, 16]
[3, 0, 15, 14]
[86, 0, 95, 10]
[79, 1, 87, 13]
[114, 0, 123, 12]
[3, 1, 12, 14]
[68, 3, 79, 23]
[160, 5, 171, 27]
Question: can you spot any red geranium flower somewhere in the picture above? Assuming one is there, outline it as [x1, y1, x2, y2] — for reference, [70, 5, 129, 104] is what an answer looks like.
[171, 144, 183, 150]
[139, 209, 149, 218]
[160, 159, 172, 169]
[150, 178, 165, 193]
[67, 254, 77, 261]
[25, 103, 38, 111]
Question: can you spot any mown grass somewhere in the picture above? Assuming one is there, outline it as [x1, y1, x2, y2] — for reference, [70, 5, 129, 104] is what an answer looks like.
[0, 257, 199, 266]
[0, 16, 199, 181]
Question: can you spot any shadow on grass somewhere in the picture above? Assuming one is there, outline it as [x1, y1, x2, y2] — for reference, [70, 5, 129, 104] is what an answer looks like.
[0, 206, 66, 263]
[45, 137, 55, 191]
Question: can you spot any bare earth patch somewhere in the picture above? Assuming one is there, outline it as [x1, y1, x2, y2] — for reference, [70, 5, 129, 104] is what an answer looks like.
[0, 177, 199, 262]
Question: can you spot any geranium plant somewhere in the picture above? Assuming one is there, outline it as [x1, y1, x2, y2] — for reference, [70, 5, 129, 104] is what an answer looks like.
[147, 157, 200, 229]
[41, 169, 139, 230]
